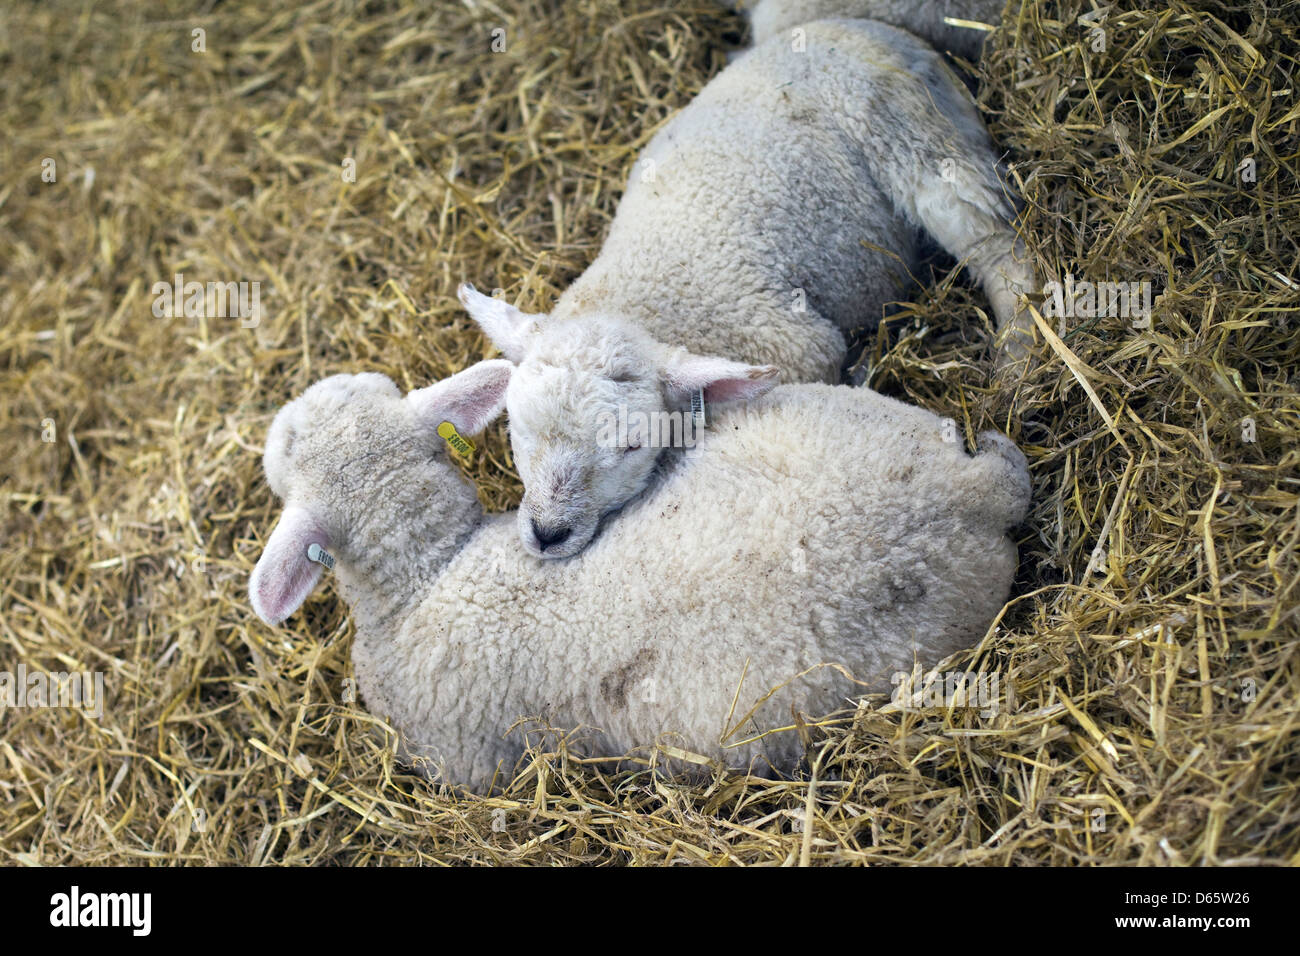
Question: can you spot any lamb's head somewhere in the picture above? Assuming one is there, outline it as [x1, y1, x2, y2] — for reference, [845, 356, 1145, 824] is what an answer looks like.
[459, 283, 778, 559]
[249, 362, 512, 625]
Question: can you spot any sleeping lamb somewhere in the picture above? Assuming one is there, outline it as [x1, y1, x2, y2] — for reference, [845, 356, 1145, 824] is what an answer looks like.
[248, 362, 1030, 792]
[461, 17, 1036, 559]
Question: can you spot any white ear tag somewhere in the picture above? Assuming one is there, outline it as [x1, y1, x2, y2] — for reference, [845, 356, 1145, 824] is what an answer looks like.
[306, 542, 335, 570]
[691, 389, 707, 429]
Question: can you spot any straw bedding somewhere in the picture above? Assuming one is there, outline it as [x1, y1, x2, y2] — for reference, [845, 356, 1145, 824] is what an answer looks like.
[1, 0, 1297, 864]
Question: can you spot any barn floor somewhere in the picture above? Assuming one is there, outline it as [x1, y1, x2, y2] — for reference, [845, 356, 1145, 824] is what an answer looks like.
[1, 0, 1297, 864]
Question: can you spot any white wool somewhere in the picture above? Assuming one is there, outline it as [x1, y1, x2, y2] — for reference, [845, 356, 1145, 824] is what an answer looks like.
[249, 366, 1030, 792]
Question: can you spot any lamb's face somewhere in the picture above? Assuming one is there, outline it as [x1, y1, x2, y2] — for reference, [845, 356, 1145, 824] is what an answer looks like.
[507, 353, 668, 560]
[457, 282, 782, 559]
[250, 364, 513, 626]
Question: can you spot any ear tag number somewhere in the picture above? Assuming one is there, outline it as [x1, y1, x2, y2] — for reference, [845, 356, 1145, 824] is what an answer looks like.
[691, 389, 707, 429]
[437, 421, 475, 459]
[306, 542, 335, 570]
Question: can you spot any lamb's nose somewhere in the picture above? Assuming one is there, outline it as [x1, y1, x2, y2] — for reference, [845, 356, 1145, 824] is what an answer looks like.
[531, 520, 572, 551]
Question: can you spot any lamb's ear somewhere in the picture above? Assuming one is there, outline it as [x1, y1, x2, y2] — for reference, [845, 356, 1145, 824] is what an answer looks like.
[659, 350, 781, 404]
[408, 359, 513, 437]
[457, 283, 540, 362]
[249, 505, 331, 626]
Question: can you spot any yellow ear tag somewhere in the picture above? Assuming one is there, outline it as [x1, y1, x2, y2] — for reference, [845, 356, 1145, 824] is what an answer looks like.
[437, 421, 475, 460]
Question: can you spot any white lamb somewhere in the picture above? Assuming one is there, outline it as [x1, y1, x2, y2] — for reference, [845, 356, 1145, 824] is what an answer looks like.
[461, 17, 1036, 559]
[248, 362, 1030, 792]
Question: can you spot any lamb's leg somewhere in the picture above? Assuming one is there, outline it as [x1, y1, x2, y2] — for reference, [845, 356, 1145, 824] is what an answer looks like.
[844, 39, 1039, 371]
[914, 148, 1039, 372]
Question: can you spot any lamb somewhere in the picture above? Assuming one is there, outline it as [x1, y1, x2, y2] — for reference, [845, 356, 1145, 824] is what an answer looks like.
[460, 17, 1036, 559]
[248, 362, 1031, 793]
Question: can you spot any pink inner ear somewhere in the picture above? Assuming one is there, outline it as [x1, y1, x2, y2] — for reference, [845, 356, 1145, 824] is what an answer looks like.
[249, 506, 329, 626]
[664, 352, 780, 405]
[251, 552, 323, 625]
[411, 360, 512, 437]
[703, 373, 777, 403]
